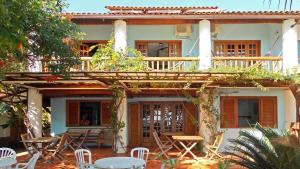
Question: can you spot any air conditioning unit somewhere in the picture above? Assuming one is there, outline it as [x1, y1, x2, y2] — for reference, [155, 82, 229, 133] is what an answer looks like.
[175, 24, 192, 37]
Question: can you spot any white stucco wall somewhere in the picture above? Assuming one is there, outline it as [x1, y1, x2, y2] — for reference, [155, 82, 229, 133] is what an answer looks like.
[215, 88, 294, 151]
[79, 25, 112, 40]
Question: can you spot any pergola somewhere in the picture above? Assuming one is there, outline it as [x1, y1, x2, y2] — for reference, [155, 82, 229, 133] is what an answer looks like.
[2, 71, 290, 97]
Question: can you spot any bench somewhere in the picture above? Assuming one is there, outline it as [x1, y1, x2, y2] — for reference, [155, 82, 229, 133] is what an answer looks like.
[67, 127, 113, 147]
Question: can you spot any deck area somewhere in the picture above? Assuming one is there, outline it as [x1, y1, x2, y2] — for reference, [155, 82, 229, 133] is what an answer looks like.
[15, 147, 242, 169]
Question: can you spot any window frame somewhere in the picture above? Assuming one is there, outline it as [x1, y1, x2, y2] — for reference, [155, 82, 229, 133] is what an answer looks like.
[66, 100, 109, 127]
[80, 40, 108, 57]
[214, 40, 261, 57]
[135, 40, 182, 57]
[220, 96, 277, 128]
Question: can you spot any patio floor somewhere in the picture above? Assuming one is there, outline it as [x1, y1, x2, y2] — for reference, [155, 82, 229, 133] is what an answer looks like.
[15, 147, 242, 169]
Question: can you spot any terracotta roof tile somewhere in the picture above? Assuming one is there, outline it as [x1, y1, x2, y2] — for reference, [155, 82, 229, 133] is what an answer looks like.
[105, 6, 219, 10]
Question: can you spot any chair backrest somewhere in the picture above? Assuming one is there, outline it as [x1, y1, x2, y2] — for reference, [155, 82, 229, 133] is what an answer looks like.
[56, 133, 69, 153]
[26, 152, 40, 169]
[20, 133, 35, 155]
[74, 149, 92, 168]
[77, 130, 91, 146]
[131, 147, 149, 165]
[0, 147, 16, 159]
[212, 132, 225, 150]
[153, 130, 164, 150]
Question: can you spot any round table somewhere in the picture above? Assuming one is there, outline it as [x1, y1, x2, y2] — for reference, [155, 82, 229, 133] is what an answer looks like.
[95, 157, 145, 169]
[0, 158, 17, 168]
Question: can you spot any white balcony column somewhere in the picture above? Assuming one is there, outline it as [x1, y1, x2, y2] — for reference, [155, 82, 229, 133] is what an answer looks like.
[114, 20, 127, 52]
[199, 19, 212, 70]
[116, 91, 128, 153]
[27, 88, 43, 137]
[282, 19, 298, 72]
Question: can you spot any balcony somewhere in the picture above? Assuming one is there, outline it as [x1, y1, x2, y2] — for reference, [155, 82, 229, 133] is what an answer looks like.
[41, 56, 283, 72]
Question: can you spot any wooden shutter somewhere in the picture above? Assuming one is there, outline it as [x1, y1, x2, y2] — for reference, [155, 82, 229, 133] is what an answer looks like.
[128, 103, 140, 147]
[260, 97, 277, 128]
[66, 100, 80, 126]
[169, 42, 181, 57]
[184, 102, 198, 134]
[220, 97, 238, 128]
[101, 101, 111, 125]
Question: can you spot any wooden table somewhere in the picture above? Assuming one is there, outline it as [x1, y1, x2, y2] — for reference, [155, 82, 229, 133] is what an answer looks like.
[95, 157, 145, 169]
[172, 135, 203, 160]
[22, 137, 59, 161]
[161, 132, 184, 153]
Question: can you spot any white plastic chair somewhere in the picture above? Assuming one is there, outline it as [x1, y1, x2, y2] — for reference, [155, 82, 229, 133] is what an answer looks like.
[0, 148, 16, 159]
[74, 149, 94, 169]
[130, 147, 149, 169]
[14, 152, 40, 169]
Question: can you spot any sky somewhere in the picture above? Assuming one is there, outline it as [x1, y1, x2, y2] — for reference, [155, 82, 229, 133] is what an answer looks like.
[65, 0, 300, 13]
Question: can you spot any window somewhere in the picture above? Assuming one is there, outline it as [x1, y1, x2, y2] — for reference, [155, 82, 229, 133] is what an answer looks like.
[79, 102, 100, 126]
[80, 41, 107, 57]
[66, 100, 110, 127]
[214, 40, 261, 57]
[220, 97, 277, 128]
[135, 41, 181, 57]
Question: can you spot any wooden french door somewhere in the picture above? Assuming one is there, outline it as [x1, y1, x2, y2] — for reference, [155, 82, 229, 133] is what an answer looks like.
[141, 102, 185, 146]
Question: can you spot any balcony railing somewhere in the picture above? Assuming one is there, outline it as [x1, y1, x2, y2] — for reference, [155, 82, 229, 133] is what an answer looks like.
[143, 57, 199, 71]
[212, 56, 283, 72]
[41, 56, 283, 72]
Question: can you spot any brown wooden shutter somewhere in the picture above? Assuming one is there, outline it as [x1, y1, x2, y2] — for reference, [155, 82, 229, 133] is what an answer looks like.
[66, 100, 80, 126]
[128, 103, 140, 147]
[135, 42, 148, 56]
[260, 97, 277, 128]
[220, 97, 238, 128]
[184, 102, 198, 135]
[101, 101, 111, 125]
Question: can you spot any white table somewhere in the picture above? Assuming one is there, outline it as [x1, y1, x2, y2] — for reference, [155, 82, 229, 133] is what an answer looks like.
[95, 157, 145, 169]
[0, 158, 17, 169]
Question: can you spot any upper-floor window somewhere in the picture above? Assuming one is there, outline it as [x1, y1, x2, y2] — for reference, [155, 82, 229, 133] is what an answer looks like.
[214, 40, 261, 57]
[135, 41, 181, 57]
[80, 40, 107, 57]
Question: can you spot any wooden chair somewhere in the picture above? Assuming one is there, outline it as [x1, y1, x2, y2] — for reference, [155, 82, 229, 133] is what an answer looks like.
[204, 131, 225, 160]
[0, 147, 16, 159]
[74, 149, 95, 169]
[131, 147, 149, 169]
[46, 133, 69, 161]
[14, 152, 40, 169]
[289, 122, 300, 138]
[153, 131, 172, 159]
[76, 130, 91, 149]
[20, 133, 36, 157]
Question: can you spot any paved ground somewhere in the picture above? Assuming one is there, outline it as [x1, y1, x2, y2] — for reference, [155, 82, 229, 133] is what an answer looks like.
[14, 147, 242, 169]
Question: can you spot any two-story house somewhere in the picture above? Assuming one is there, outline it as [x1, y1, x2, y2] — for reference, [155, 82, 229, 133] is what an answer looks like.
[2, 6, 300, 151]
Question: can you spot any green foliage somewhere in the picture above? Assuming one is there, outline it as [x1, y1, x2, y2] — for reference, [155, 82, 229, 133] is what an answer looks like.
[42, 108, 51, 129]
[91, 39, 147, 71]
[226, 123, 300, 169]
[0, 0, 82, 77]
[218, 159, 231, 169]
[0, 102, 25, 129]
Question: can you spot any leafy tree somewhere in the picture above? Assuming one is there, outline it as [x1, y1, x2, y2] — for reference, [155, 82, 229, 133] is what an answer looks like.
[0, 0, 82, 77]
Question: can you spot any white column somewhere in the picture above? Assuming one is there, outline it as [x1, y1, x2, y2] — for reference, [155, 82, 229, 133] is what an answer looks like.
[116, 92, 128, 153]
[282, 19, 298, 72]
[28, 88, 43, 137]
[285, 90, 297, 128]
[114, 20, 127, 52]
[199, 20, 212, 70]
